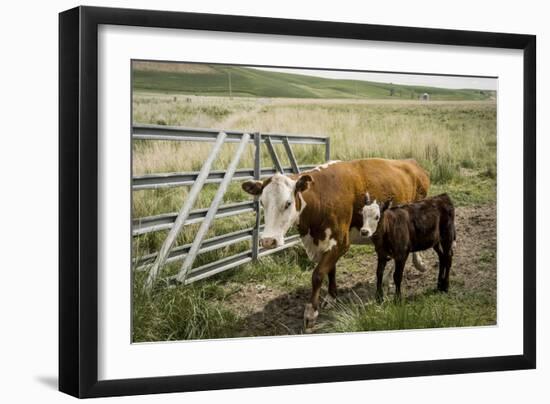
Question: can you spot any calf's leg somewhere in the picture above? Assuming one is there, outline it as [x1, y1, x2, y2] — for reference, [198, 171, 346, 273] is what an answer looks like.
[375, 257, 388, 302]
[435, 246, 446, 292]
[437, 254, 450, 292]
[440, 228, 455, 292]
[393, 257, 407, 300]
[442, 251, 452, 292]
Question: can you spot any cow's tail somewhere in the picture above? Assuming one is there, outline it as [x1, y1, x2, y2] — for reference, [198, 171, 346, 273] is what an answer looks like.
[452, 221, 457, 250]
[412, 161, 431, 200]
[412, 252, 428, 273]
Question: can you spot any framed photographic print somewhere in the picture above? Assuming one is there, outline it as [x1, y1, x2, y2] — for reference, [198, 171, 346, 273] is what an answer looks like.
[59, 6, 536, 398]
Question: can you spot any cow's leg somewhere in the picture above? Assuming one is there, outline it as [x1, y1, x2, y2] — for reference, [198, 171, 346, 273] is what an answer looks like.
[412, 252, 427, 273]
[393, 257, 407, 300]
[304, 250, 341, 332]
[322, 265, 338, 308]
[375, 256, 388, 302]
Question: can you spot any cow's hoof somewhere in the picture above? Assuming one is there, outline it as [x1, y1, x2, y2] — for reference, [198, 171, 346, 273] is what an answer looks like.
[321, 295, 337, 309]
[303, 303, 319, 331]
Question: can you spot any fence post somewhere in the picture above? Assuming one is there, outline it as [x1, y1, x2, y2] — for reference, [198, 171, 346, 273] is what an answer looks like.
[252, 132, 261, 260]
[325, 137, 331, 162]
[144, 131, 227, 291]
[175, 133, 251, 283]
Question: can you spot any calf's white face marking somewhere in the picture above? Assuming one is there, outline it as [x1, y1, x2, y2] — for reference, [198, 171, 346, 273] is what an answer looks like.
[361, 197, 381, 238]
[258, 174, 300, 248]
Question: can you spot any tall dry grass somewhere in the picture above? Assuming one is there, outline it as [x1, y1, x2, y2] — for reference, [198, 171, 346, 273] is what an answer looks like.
[133, 96, 496, 183]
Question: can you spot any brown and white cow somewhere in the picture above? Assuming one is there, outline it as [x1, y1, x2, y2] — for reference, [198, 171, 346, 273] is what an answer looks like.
[241, 158, 430, 331]
[360, 193, 456, 300]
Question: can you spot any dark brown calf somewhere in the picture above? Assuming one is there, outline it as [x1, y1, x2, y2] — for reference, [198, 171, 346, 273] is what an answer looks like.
[361, 193, 456, 300]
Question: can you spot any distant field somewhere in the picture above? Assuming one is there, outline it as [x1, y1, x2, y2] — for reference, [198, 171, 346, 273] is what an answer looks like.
[131, 88, 497, 342]
[132, 62, 495, 101]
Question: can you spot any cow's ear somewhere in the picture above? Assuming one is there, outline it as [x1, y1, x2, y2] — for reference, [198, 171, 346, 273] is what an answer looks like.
[242, 180, 264, 196]
[295, 174, 313, 193]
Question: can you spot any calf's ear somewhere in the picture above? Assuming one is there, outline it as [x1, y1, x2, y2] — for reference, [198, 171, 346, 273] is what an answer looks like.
[242, 180, 264, 196]
[295, 174, 313, 193]
[382, 198, 393, 211]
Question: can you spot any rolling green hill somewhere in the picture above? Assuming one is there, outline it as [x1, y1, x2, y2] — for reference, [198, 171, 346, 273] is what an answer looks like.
[132, 62, 495, 101]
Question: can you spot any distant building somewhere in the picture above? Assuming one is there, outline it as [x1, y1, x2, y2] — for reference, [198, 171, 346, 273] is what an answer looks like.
[420, 93, 430, 101]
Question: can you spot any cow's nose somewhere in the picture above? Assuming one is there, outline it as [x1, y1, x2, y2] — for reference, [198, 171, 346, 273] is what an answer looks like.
[260, 237, 277, 249]
[360, 229, 370, 237]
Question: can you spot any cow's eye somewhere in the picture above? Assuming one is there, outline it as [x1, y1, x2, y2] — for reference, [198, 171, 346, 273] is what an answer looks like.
[375, 215, 380, 221]
[284, 200, 292, 210]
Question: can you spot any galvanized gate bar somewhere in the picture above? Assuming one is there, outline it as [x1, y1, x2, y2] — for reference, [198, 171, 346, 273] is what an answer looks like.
[282, 137, 300, 174]
[181, 234, 302, 285]
[183, 251, 254, 285]
[258, 234, 301, 257]
[133, 124, 327, 145]
[132, 165, 319, 190]
[175, 133, 251, 283]
[265, 136, 284, 173]
[134, 227, 256, 270]
[145, 132, 227, 290]
[132, 201, 255, 236]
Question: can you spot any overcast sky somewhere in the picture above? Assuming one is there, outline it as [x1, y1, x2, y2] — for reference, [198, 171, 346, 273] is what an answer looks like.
[252, 67, 497, 91]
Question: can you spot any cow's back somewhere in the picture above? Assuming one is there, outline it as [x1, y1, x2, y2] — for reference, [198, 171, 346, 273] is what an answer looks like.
[297, 158, 431, 242]
[359, 158, 429, 203]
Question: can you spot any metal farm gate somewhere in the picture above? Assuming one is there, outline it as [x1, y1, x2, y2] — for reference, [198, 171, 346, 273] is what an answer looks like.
[132, 124, 330, 289]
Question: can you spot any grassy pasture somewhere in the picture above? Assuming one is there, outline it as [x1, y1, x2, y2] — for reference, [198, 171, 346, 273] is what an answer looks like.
[132, 93, 497, 342]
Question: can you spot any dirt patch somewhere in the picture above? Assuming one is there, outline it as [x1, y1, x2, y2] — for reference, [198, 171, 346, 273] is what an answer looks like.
[223, 203, 497, 336]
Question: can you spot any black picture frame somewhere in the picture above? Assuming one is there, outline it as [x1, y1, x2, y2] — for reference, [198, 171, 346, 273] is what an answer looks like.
[59, 5, 536, 398]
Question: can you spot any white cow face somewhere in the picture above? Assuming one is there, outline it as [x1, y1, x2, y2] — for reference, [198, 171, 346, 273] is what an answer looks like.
[242, 174, 312, 249]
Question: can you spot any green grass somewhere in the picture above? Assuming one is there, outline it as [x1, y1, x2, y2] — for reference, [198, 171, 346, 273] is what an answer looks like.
[132, 272, 240, 342]
[133, 62, 495, 101]
[323, 289, 496, 333]
[429, 175, 496, 206]
[218, 246, 313, 289]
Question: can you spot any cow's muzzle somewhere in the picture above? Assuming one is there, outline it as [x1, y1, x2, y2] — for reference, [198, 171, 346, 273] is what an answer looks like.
[360, 229, 371, 238]
[259, 237, 278, 249]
